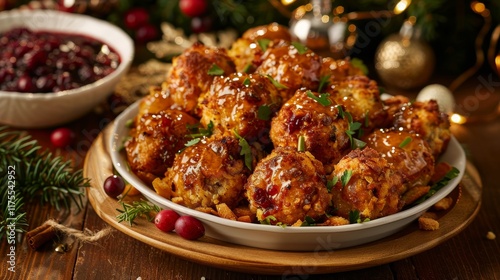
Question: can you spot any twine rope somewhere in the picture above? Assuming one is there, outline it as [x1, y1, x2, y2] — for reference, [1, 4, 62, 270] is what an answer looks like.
[45, 219, 113, 243]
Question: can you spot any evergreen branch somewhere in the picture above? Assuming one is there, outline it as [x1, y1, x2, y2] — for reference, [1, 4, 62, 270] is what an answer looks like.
[0, 126, 90, 240]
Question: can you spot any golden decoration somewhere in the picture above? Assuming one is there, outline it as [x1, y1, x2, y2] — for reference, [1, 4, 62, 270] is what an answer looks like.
[375, 19, 435, 90]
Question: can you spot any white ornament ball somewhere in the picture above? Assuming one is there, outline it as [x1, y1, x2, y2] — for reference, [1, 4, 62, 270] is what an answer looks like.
[416, 84, 455, 113]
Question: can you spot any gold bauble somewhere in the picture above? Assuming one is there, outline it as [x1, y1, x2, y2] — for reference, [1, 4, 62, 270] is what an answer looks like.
[375, 34, 435, 90]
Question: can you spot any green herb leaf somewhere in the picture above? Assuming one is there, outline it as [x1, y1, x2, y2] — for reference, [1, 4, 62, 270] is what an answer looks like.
[340, 170, 353, 187]
[348, 210, 360, 224]
[116, 199, 161, 226]
[318, 75, 330, 93]
[291, 41, 308, 54]
[257, 38, 271, 52]
[266, 75, 288, 89]
[297, 135, 306, 152]
[327, 176, 339, 192]
[257, 105, 271, 120]
[413, 167, 460, 205]
[243, 77, 251, 86]
[242, 63, 252, 73]
[184, 138, 201, 147]
[187, 121, 214, 139]
[260, 215, 277, 225]
[306, 90, 331, 106]
[301, 215, 316, 226]
[233, 130, 253, 170]
[125, 119, 134, 128]
[351, 58, 368, 75]
[399, 136, 413, 148]
[352, 138, 367, 149]
[207, 64, 224, 75]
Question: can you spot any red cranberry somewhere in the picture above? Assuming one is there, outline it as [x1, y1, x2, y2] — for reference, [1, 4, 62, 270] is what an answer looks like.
[179, 0, 208, 17]
[103, 175, 126, 199]
[154, 209, 180, 232]
[124, 8, 150, 29]
[16, 75, 35, 92]
[174, 215, 205, 240]
[135, 24, 158, 43]
[50, 127, 75, 148]
[191, 16, 213, 33]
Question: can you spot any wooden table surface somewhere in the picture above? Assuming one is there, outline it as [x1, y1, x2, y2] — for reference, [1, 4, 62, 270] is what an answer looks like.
[1, 70, 499, 280]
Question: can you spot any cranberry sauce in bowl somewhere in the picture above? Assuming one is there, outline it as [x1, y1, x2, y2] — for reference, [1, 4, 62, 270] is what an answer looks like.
[0, 27, 121, 93]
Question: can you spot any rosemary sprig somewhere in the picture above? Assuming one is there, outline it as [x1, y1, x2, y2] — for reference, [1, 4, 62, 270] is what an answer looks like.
[116, 200, 161, 226]
[0, 126, 89, 240]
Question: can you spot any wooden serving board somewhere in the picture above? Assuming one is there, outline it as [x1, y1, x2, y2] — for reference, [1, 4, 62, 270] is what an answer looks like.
[84, 123, 482, 275]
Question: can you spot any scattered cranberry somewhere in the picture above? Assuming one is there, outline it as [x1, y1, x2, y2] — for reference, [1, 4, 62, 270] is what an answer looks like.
[174, 215, 205, 240]
[124, 8, 150, 30]
[103, 175, 125, 199]
[179, 0, 208, 17]
[50, 127, 75, 148]
[154, 209, 180, 232]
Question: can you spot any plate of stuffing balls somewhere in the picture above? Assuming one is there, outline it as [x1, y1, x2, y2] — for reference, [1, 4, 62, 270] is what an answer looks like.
[108, 23, 466, 251]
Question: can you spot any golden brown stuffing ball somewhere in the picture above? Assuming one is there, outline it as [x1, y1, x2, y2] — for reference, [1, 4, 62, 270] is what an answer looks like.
[269, 88, 350, 173]
[152, 134, 258, 209]
[364, 129, 435, 189]
[244, 146, 330, 225]
[320, 57, 365, 84]
[241, 22, 291, 41]
[381, 95, 410, 126]
[326, 75, 388, 131]
[136, 85, 184, 122]
[228, 23, 291, 73]
[328, 147, 405, 220]
[392, 99, 451, 157]
[165, 42, 236, 116]
[255, 40, 322, 101]
[125, 109, 198, 185]
[198, 72, 282, 144]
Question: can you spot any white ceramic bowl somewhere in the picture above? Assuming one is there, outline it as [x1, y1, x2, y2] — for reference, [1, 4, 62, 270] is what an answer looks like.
[110, 101, 466, 251]
[0, 10, 134, 128]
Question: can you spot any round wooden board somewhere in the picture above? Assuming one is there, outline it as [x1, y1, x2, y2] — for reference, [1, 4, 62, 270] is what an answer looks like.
[84, 123, 482, 275]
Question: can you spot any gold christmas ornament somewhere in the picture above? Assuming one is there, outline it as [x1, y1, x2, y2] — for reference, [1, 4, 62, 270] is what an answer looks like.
[375, 19, 435, 90]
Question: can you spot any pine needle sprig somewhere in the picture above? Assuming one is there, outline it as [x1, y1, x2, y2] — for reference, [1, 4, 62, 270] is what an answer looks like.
[0, 126, 90, 240]
[116, 200, 160, 226]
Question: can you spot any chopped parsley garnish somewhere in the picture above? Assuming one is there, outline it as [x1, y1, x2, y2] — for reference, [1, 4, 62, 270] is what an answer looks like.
[184, 138, 201, 147]
[242, 63, 252, 73]
[266, 75, 288, 89]
[125, 118, 134, 128]
[306, 90, 331, 106]
[413, 167, 460, 205]
[352, 138, 367, 149]
[300, 216, 316, 226]
[348, 210, 370, 224]
[340, 170, 353, 187]
[207, 64, 224, 75]
[337, 105, 364, 149]
[233, 130, 253, 170]
[318, 75, 330, 93]
[186, 121, 214, 138]
[291, 41, 308, 54]
[243, 77, 251, 86]
[260, 215, 277, 225]
[257, 105, 272, 120]
[327, 176, 339, 192]
[351, 58, 368, 75]
[399, 136, 413, 148]
[257, 38, 271, 52]
[297, 135, 306, 152]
